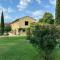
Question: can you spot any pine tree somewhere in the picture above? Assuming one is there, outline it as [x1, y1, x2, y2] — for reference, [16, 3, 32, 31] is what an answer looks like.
[1, 11, 4, 35]
[56, 0, 60, 24]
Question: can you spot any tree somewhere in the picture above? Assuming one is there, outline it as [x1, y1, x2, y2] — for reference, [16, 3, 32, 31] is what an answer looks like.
[39, 18, 43, 22]
[39, 12, 54, 24]
[27, 24, 58, 60]
[1, 11, 4, 35]
[4, 25, 11, 32]
[56, 0, 60, 24]
[0, 25, 1, 35]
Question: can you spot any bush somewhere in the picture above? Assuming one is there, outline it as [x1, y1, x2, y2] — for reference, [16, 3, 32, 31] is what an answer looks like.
[4, 25, 11, 32]
[27, 24, 59, 60]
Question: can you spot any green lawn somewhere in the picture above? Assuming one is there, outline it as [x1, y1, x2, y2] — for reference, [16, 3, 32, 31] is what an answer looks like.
[0, 36, 40, 60]
[0, 36, 60, 60]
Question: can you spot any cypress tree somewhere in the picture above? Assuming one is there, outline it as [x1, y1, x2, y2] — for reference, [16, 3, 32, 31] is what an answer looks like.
[1, 11, 4, 35]
[56, 0, 60, 24]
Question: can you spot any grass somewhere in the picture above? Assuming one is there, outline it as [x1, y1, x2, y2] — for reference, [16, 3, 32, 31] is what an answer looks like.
[0, 36, 40, 60]
[52, 47, 60, 60]
[0, 36, 60, 60]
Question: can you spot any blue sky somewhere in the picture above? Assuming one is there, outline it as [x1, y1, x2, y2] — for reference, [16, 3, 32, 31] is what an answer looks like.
[0, 0, 56, 23]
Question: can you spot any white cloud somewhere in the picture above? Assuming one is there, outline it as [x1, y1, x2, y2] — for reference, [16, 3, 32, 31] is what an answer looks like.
[31, 10, 45, 20]
[49, 0, 56, 6]
[0, 6, 7, 13]
[17, 0, 31, 11]
[17, 0, 42, 11]
[0, 13, 12, 23]
[35, 0, 41, 4]
[0, 6, 15, 13]
[0, 6, 14, 22]
[4, 14, 11, 19]
[3, 14, 13, 23]
[7, 7, 15, 13]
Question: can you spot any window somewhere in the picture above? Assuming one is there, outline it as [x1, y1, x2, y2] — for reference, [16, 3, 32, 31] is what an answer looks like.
[23, 29, 25, 32]
[25, 21, 28, 25]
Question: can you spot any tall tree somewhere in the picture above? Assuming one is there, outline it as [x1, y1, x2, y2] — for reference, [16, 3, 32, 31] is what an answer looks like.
[39, 12, 54, 24]
[43, 12, 53, 23]
[1, 11, 4, 35]
[56, 0, 60, 24]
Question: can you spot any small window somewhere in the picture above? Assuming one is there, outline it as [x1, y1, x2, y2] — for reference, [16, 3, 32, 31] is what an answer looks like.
[23, 29, 25, 32]
[25, 21, 28, 25]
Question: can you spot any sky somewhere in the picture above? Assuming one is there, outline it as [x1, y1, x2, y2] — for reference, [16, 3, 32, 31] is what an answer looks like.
[0, 0, 56, 23]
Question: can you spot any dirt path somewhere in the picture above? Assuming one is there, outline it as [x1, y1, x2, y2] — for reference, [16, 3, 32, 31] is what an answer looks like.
[0, 35, 21, 38]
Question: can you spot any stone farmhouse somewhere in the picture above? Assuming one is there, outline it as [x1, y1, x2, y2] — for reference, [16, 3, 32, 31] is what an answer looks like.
[10, 16, 36, 36]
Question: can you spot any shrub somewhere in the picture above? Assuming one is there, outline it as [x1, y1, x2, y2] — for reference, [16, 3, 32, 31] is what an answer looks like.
[4, 25, 11, 32]
[27, 24, 59, 60]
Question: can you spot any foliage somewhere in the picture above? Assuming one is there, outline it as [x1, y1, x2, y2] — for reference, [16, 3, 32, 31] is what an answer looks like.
[1, 11, 4, 35]
[27, 28, 31, 40]
[39, 18, 43, 22]
[4, 25, 11, 32]
[39, 12, 54, 24]
[27, 24, 59, 60]
[0, 26, 1, 35]
[56, 0, 60, 24]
